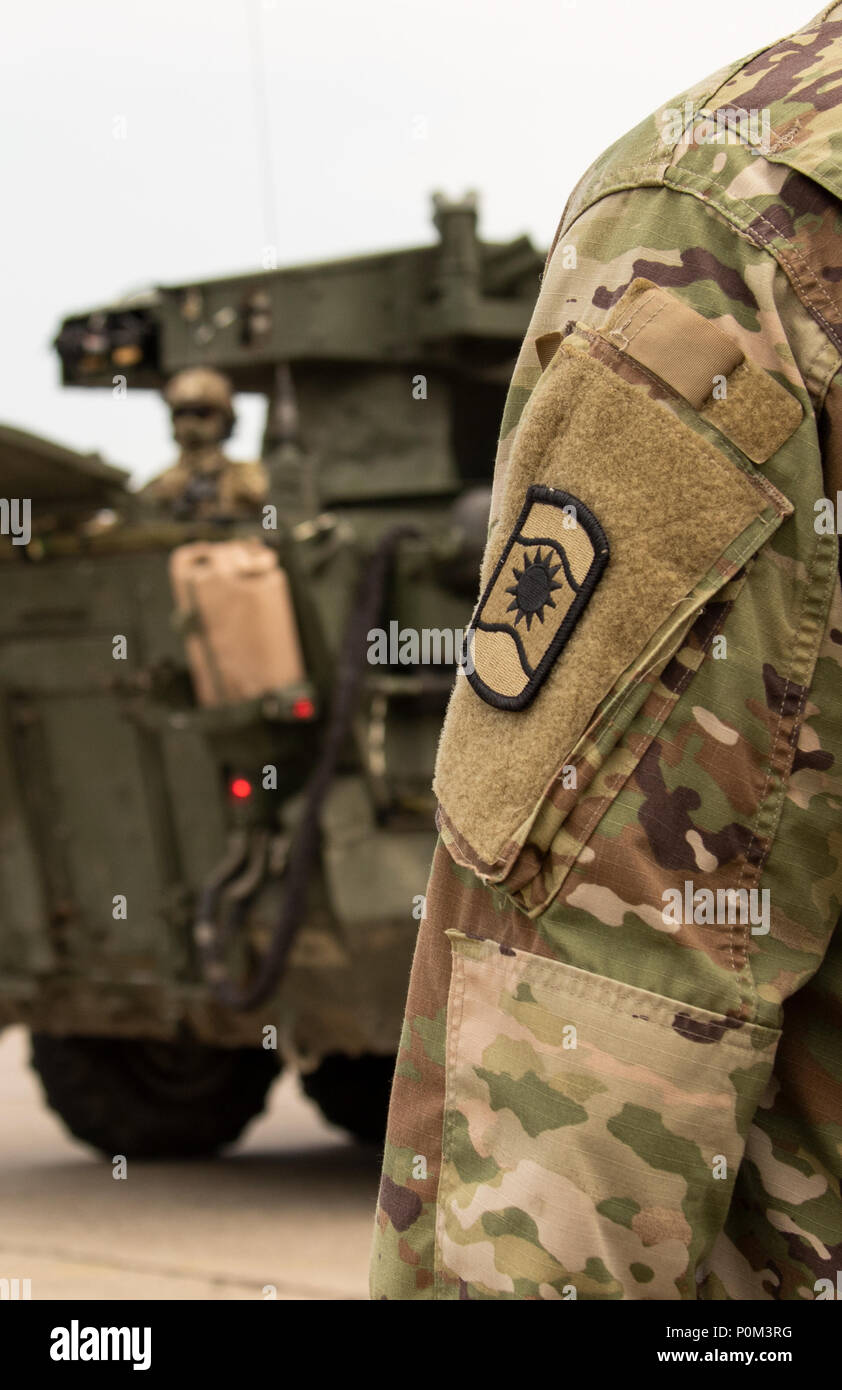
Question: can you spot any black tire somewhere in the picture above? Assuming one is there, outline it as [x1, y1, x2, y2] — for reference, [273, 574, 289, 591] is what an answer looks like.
[300, 1051, 396, 1146]
[30, 1032, 279, 1159]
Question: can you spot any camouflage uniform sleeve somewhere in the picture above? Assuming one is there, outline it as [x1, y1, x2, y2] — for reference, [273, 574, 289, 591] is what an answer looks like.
[371, 85, 842, 1298]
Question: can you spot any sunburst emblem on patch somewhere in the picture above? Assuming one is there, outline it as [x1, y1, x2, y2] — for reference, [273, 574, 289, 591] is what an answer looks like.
[505, 549, 563, 629]
[463, 484, 609, 711]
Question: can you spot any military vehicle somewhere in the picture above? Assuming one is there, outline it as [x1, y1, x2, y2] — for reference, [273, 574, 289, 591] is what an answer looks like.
[0, 195, 543, 1157]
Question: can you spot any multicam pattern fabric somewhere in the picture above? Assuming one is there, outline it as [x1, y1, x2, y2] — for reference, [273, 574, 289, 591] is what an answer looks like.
[371, 4, 842, 1299]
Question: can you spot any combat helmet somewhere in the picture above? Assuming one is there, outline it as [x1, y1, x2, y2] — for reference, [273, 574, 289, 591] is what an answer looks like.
[164, 367, 235, 438]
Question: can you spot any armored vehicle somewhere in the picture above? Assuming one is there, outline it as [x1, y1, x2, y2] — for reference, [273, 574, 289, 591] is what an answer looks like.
[0, 196, 543, 1157]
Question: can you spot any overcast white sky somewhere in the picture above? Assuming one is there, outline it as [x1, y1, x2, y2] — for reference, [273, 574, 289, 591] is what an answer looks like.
[1, 0, 819, 484]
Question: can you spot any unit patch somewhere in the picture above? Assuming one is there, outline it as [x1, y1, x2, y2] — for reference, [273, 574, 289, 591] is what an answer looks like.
[464, 485, 609, 711]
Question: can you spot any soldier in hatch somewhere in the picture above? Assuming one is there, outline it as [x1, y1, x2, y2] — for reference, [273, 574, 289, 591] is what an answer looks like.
[139, 367, 267, 521]
[371, 4, 842, 1300]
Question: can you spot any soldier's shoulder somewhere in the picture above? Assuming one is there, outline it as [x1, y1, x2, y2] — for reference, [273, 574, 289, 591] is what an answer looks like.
[709, 6, 842, 172]
[224, 460, 268, 495]
[226, 459, 267, 479]
[137, 463, 189, 502]
[561, 8, 842, 234]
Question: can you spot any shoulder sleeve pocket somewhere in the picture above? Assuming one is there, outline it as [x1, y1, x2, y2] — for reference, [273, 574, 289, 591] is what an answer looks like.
[434, 281, 795, 915]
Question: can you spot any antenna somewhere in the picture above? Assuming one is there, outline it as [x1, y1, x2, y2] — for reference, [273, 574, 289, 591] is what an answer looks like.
[245, 0, 280, 256]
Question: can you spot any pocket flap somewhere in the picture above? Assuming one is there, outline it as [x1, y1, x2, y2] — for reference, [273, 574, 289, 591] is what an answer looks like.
[434, 295, 793, 890]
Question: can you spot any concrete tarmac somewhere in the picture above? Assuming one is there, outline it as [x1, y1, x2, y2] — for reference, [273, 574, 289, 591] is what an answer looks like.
[0, 1026, 380, 1300]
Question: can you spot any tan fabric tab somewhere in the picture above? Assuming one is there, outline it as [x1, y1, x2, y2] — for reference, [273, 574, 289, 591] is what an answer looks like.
[535, 331, 563, 372]
[599, 278, 802, 462]
[603, 279, 744, 410]
[701, 360, 803, 464]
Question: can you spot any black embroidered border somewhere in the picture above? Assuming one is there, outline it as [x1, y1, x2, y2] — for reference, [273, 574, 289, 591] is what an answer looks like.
[464, 484, 610, 711]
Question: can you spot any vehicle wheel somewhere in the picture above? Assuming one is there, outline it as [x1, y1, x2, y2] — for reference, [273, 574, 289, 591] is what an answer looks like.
[30, 1032, 279, 1159]
[300, 1051, 396, 1146]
